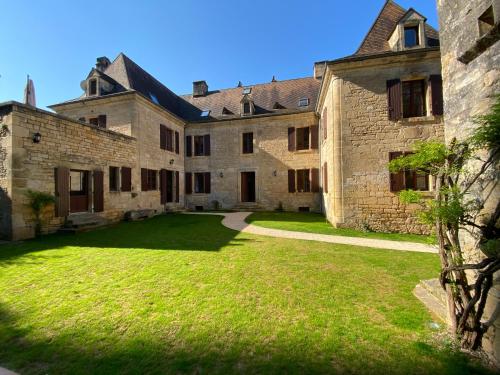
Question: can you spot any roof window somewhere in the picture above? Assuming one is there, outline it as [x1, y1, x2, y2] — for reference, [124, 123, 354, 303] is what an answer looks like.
[404, 25, 420, 48]
[273, 102, 286, 109]
[242, 87, 252, 95]
[298, 98, 310, 107]
[201, 110, 210, 117]
[149, 93, 160, 105]
[222, 107, 233, 115]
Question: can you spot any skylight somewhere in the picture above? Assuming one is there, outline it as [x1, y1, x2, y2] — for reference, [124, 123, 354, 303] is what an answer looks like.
[242, 87, 252, 95]
[149, 93, 160, 105]
[298, 98, 310, 107]
[201, 110, 210, 117]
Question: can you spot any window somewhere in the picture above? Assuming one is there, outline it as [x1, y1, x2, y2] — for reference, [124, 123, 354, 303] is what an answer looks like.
[201, 110, 210, 117]
[121, 167, 132, 192]
[89, 79, 97, 96]
[478, 6, 495, 37]
[296, 169, 311, 193]
[389, 152, 430, 192]
[109, 166, 119, 191]
[402, 80, 426, 118]
[243, 102, 251, 115]
[404, 26, 419, 48]
[242, 87, 252, 95]
[296, 127, 310, 150]
[89, 115, 107, 128]
[298, 98, 310, 107]
[166, 128, 173, 151]
[141, 168, 157, 191]
[194, 135, 205, 156]
[194, 172, 210, 194]
[89, 118, 98, 126]
[78, 117, 85, 122]
[148, 170, 157, 190]
[70, 170, 86, 193]
[242, 132, 253, 154]
[222, 107, 233, 115]
[149, 93, 160, 105]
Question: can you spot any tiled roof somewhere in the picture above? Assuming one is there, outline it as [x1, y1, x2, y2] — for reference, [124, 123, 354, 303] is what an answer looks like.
[355, 0, 439, 56]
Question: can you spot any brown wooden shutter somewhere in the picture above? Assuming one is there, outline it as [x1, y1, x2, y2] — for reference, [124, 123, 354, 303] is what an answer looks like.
[430, 75, 444, 116]
[204, 172, 211, 194]
[175, 171, 179, 202]
[323, 163, 328, 193]
[175, 131, 180, 154]
[93, 170, 104, 212]
[185, 172, 192, 194]
[121, 167, 132, 192]
[54, 167, 69, 217]
[311, 168, 319, 192]
[387, 79, 402, 121]
[186, 136, 192, 157]
[323, 108, 328, 139]
[288, 127, 296, 151]
[204, 135, 211, 156]
[288, 169, 296, 193]
[160, 169, 167, 204]
[160, 125, 166, 150]
[310, 125, 319, 149]
[141, 168, 148, 191]
[97, 115, 107, 128]
[389, 152, 405, 192]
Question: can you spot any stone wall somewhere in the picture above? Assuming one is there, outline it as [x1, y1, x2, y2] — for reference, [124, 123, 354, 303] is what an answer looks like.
[438, 0, 500, 364]
[185, 112, 320, 211]
[0, 107, 12, 239]
[319, 52, 444, 234]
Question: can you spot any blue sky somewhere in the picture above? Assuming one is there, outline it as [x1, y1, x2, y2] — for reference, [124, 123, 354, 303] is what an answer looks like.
[0, 0, 439, 110]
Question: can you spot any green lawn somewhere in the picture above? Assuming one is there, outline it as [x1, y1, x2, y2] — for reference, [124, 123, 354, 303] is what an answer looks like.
[247, 212, 435, 244]
[0, 214, 489, 374]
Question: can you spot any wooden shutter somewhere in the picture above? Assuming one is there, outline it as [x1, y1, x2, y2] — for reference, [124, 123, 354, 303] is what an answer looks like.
[160, 125, 166, 150]
[310, 125, 319, 149]
[204, 135, 211, 156]
[185, 172, 192, 194]
[175, 131, 180, 154]
[204, 172, 211, 194]
[288, 170, 296, 193]
[186, 136, 192, 157]
[323, 163, 328, 193]
[175, 171, 179, 202]
[97, 115, 107, 128]
[430, 75, 444, 116]
[288, 127, 296, 151]
[311, 168, 319, 192]
[387, 79, 402, 121]
[121, 167, 131, 192]
[323, 108, 328, 139]
[54, 167, 69, 217]
[160, 169, 167, 204]
[141, 168, 148, 191]
[93, 170, 104, 212]
[389, 152, 405, 192]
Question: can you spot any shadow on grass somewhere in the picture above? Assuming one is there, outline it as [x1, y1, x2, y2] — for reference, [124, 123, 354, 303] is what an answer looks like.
[0, 214, 249, 266]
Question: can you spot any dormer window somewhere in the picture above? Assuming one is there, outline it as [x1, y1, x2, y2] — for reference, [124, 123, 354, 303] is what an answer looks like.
[243, 102, 251, 114]
[149, 93, 160, 105]
[404, 25, 420, 48]
[89, 79, 98, 96]
[298, 98, 310, 107]
[201, 110, 210, 117]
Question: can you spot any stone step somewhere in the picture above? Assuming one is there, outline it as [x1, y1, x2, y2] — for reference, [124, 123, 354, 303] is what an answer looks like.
[413, 279, 448, 323]
[420, 278, 448, 305]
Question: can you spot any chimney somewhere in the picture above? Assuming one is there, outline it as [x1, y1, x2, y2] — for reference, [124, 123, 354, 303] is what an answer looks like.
[193, 81, 208, 97]
[96, 56, 111, 72]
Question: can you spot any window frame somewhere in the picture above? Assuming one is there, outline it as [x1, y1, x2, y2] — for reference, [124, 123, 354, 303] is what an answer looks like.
[296, 169, 311, 193]
[389, 152, 431, 192]
[402, 79, 427, 118]
[194, 135, 205, 156]
[88, 78, 98, 96]
[194, 172, 206, 194]
[298, 98, 310, 107]
[242, 132, 254, 154]
[404, 25, 420, 48]
[296, 127, 310, 151]
[109, 166, 120, 192]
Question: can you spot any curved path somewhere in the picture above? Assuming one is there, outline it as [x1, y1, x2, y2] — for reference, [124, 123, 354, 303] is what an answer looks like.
[184, 212, 438, 254]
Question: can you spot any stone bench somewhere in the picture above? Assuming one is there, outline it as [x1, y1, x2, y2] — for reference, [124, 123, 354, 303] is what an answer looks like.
[124, 209, 155, 221]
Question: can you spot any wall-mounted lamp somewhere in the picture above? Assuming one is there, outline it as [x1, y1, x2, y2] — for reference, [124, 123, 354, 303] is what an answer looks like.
[219, 172, 224, 178]
[272, 170, 277, 177]
[32, 132, 42, 143]
[169, 159, 174, 165]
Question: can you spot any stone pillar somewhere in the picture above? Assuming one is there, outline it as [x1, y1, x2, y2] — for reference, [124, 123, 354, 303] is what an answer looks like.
[332, 77, 344, 224]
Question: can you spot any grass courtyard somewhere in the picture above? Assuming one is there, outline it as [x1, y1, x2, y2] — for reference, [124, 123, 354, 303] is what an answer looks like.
[0, 214, 490, 374]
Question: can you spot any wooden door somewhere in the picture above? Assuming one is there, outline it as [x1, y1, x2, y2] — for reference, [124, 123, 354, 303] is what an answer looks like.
[70, 170, 89, 213]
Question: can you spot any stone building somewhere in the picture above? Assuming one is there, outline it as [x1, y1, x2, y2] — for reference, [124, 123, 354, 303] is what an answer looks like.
[437, 0, 499, 364]
[0, 0, 444, 240]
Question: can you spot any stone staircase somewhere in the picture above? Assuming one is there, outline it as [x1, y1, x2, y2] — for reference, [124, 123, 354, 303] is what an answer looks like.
[413, 278, 449, 323]
[59, 213, 109, 234]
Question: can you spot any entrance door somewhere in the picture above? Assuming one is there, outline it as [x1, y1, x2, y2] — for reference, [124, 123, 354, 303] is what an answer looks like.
[70, 170, 90, 213]
[241, 172, 256, 203]
[166, 171, 174, 203]
[160, 170, 175, 204]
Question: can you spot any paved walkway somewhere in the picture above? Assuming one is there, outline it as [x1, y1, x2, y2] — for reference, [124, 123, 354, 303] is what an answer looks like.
[184, 212, 438, 254]
[0, 367, 18, 375]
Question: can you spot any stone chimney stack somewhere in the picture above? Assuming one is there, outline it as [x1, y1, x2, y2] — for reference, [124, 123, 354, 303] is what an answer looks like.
[96, 57, 111, 72]
[193, 81, 208, 97]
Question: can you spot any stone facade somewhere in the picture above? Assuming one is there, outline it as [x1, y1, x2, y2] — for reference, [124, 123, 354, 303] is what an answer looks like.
[437, 0, 500, 364]
[318, 50, 444, 234]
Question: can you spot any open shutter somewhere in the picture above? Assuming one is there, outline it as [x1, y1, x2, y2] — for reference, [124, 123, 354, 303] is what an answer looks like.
[288, 127, 296, 151]
[430, 75, 444, 116]
[204, 135, 211, 156]
[175, 171, 180, 202]
[323, 108, 328, 139]
[160, 169, 167, 204]
[160, 125, 166, 150]
[185, 172, 192, 194]
[310, 125, 319, 149]
[311, 168, 320, 192]
[204, 172, 211, 194]
[97, 115, 107, 128]
[389, 152, 405, 192]
[387, 79, 402, 121]
[288, 170, 296, 193]
[175, 131, 180, 154]
[93, 170, 104, 212]
[141, 168, 148, 191]
[186, 136, 192, 157]
[54, 167, 69, 217]
[121, 167, 132, 192]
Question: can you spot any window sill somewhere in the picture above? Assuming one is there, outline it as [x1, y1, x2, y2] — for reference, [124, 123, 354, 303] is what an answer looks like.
[109, 190, 120, 194]
[399, 115, 442, 125]
[293, 149, 317, 154]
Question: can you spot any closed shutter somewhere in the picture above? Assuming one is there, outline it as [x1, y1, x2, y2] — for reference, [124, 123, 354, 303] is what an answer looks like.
[54, 167, 69, 217]
[160, 169, 167, 204]
[185, 172, 192, 194]
[323, 108, 328, 139]
[141, 168, 148, 191]
[175, 171, 180, 202]
[186, 136, 192, 157]
[310, 125, 319, 149]
[323, 163, 328, 193]
[288, 127, 296, 151]
[387, 79, 402, 121]
[389, 152, 405, 192]
[160, 125, 166, 150]
[175, 131, 180, 154]
[204, 172, 211, 194]
[97, 115, 107, 128]
[288, 169, 296, 193]
[121, 167, 132, 192]
[430, 75, 444, 116]
[204, 135, 211, 156]
[93, 170, 104, 212]
[311, 168, 319, 192]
